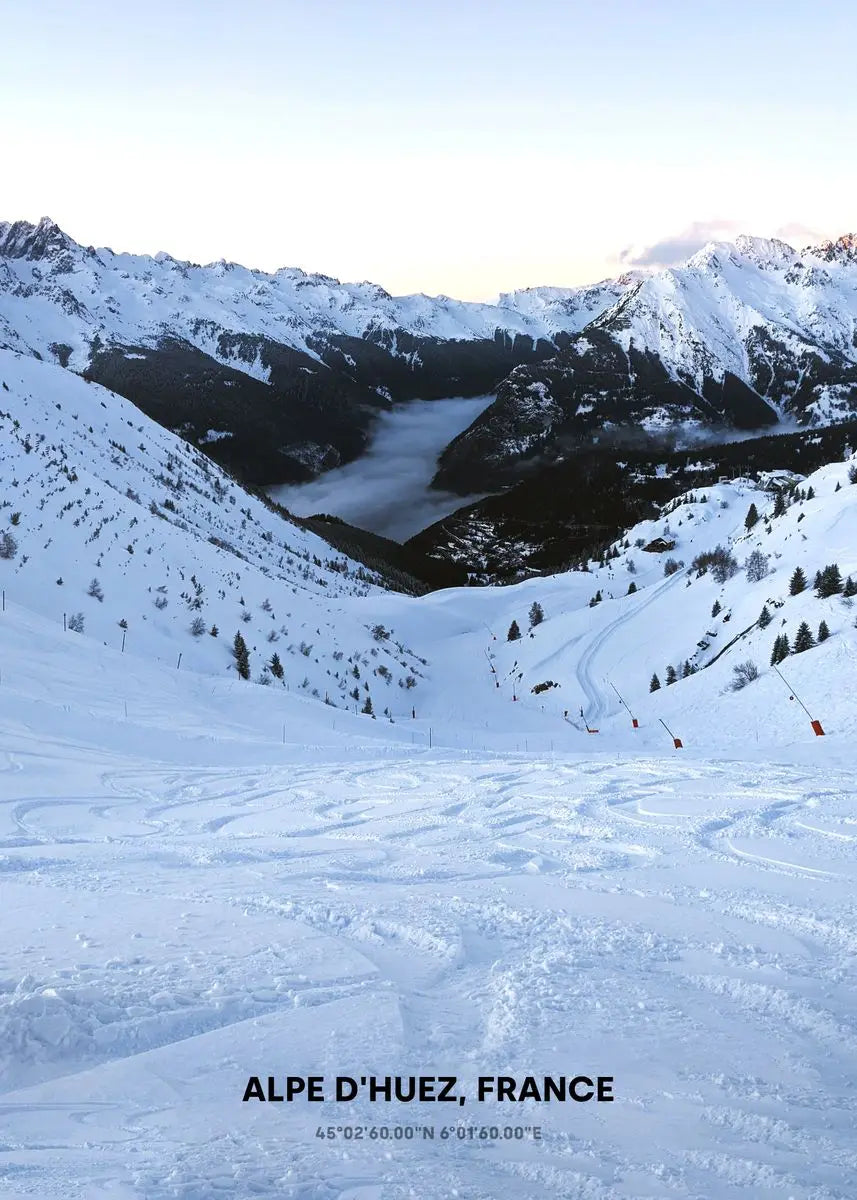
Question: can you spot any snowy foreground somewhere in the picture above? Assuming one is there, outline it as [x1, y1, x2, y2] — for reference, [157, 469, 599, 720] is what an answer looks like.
[2, 612, 857, 1200]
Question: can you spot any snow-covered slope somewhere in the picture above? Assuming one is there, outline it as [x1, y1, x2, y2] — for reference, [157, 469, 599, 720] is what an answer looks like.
[389, 454, 857, 757]
[0, 350, 429, 712]
[436, 234, 857, 490]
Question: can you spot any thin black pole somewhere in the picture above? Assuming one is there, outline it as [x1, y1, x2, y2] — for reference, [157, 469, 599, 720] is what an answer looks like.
[772, 665, 814, 720]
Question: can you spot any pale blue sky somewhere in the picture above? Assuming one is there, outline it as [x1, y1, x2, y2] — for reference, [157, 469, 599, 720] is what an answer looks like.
[4, 0, 855, 297]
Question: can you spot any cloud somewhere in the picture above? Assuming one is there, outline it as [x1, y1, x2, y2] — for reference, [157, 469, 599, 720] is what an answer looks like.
[269, 396, 495, 542]
[618, 220, 743, 268]
[618, 219, 836, 269]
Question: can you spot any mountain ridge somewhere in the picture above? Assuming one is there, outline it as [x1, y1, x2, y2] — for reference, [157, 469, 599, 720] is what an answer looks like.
[0, 216, 634, 486]
[5, 217, 857, 504]
[435, 230, 857, 490]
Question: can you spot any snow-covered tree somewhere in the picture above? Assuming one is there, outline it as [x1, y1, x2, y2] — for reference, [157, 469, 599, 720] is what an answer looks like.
[793, 621, 815, 653]
[745, 550, 769, 583]
[770, 633, 790, 665]
[815, 564, 842, 598]
[649, 672, 661, 692]
[789, 567, 806, 596]
[232, 630, 251, 679]
[507, 620, 521, 641]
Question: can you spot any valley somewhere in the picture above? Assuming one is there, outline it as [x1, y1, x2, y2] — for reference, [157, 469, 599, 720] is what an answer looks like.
[269, 395, 495, 542]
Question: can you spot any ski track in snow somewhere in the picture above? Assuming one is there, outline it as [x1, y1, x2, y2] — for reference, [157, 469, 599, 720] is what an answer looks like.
[2, 727, 857, 1199]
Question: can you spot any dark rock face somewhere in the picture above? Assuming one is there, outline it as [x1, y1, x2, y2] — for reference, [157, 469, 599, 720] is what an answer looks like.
[744, 327, 857, 422]
[433, 330, 780, 493]
[81, 329, 568, 486]
[308, 329, 563, 402]
[410, 419, 857, 585]
[84, 339, 387, 486]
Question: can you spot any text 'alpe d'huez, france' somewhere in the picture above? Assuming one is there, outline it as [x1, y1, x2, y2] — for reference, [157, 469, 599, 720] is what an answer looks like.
[2, 222, 857, 1199]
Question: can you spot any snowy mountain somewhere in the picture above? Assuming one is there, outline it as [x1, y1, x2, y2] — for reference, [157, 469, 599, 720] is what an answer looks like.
[435, 234, 857, 490]
[0, 218, 631, 486]
[7, 217, 857, 510]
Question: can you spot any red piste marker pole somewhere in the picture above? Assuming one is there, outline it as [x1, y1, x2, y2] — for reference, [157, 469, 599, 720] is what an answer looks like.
[659, 717, 683, 749]
[773, 665, 825, 736]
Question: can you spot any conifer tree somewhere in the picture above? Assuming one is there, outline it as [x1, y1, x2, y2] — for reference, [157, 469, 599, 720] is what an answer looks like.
[806, 486, 815, 500]
[773, 491, 786, 517]
[232, 630, 251, 680]
[627, 581, 637, 594]
[507, 619, 521, 641]
[816, 563, 843, 598]
[711, 599, 721, 617]
[269, 652, 284, 679]
[361, 694, 375, 717]
[744, 502, 759, 530]
[758, 604, 772, 629]
[793, 621, 815, 653]
[528, 601, 545, 628]
[818, 619, 830, 643]
[770, 633, 790, 665]
[649, 672, 661, 692]
[844, 576, 857, 597]
[681, 659, 692, 678]
[789, 566, 806, 595]
[665, 664, 678, 685]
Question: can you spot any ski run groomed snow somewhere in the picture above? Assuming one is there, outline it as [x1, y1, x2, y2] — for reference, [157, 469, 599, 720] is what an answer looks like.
[2, 349, 857, 1198]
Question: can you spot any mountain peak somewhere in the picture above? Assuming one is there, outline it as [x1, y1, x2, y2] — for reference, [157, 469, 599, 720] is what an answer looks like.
[0, 216, 76, 260]
[733, 234, 798, 266]
[811, 233, 857, 263]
